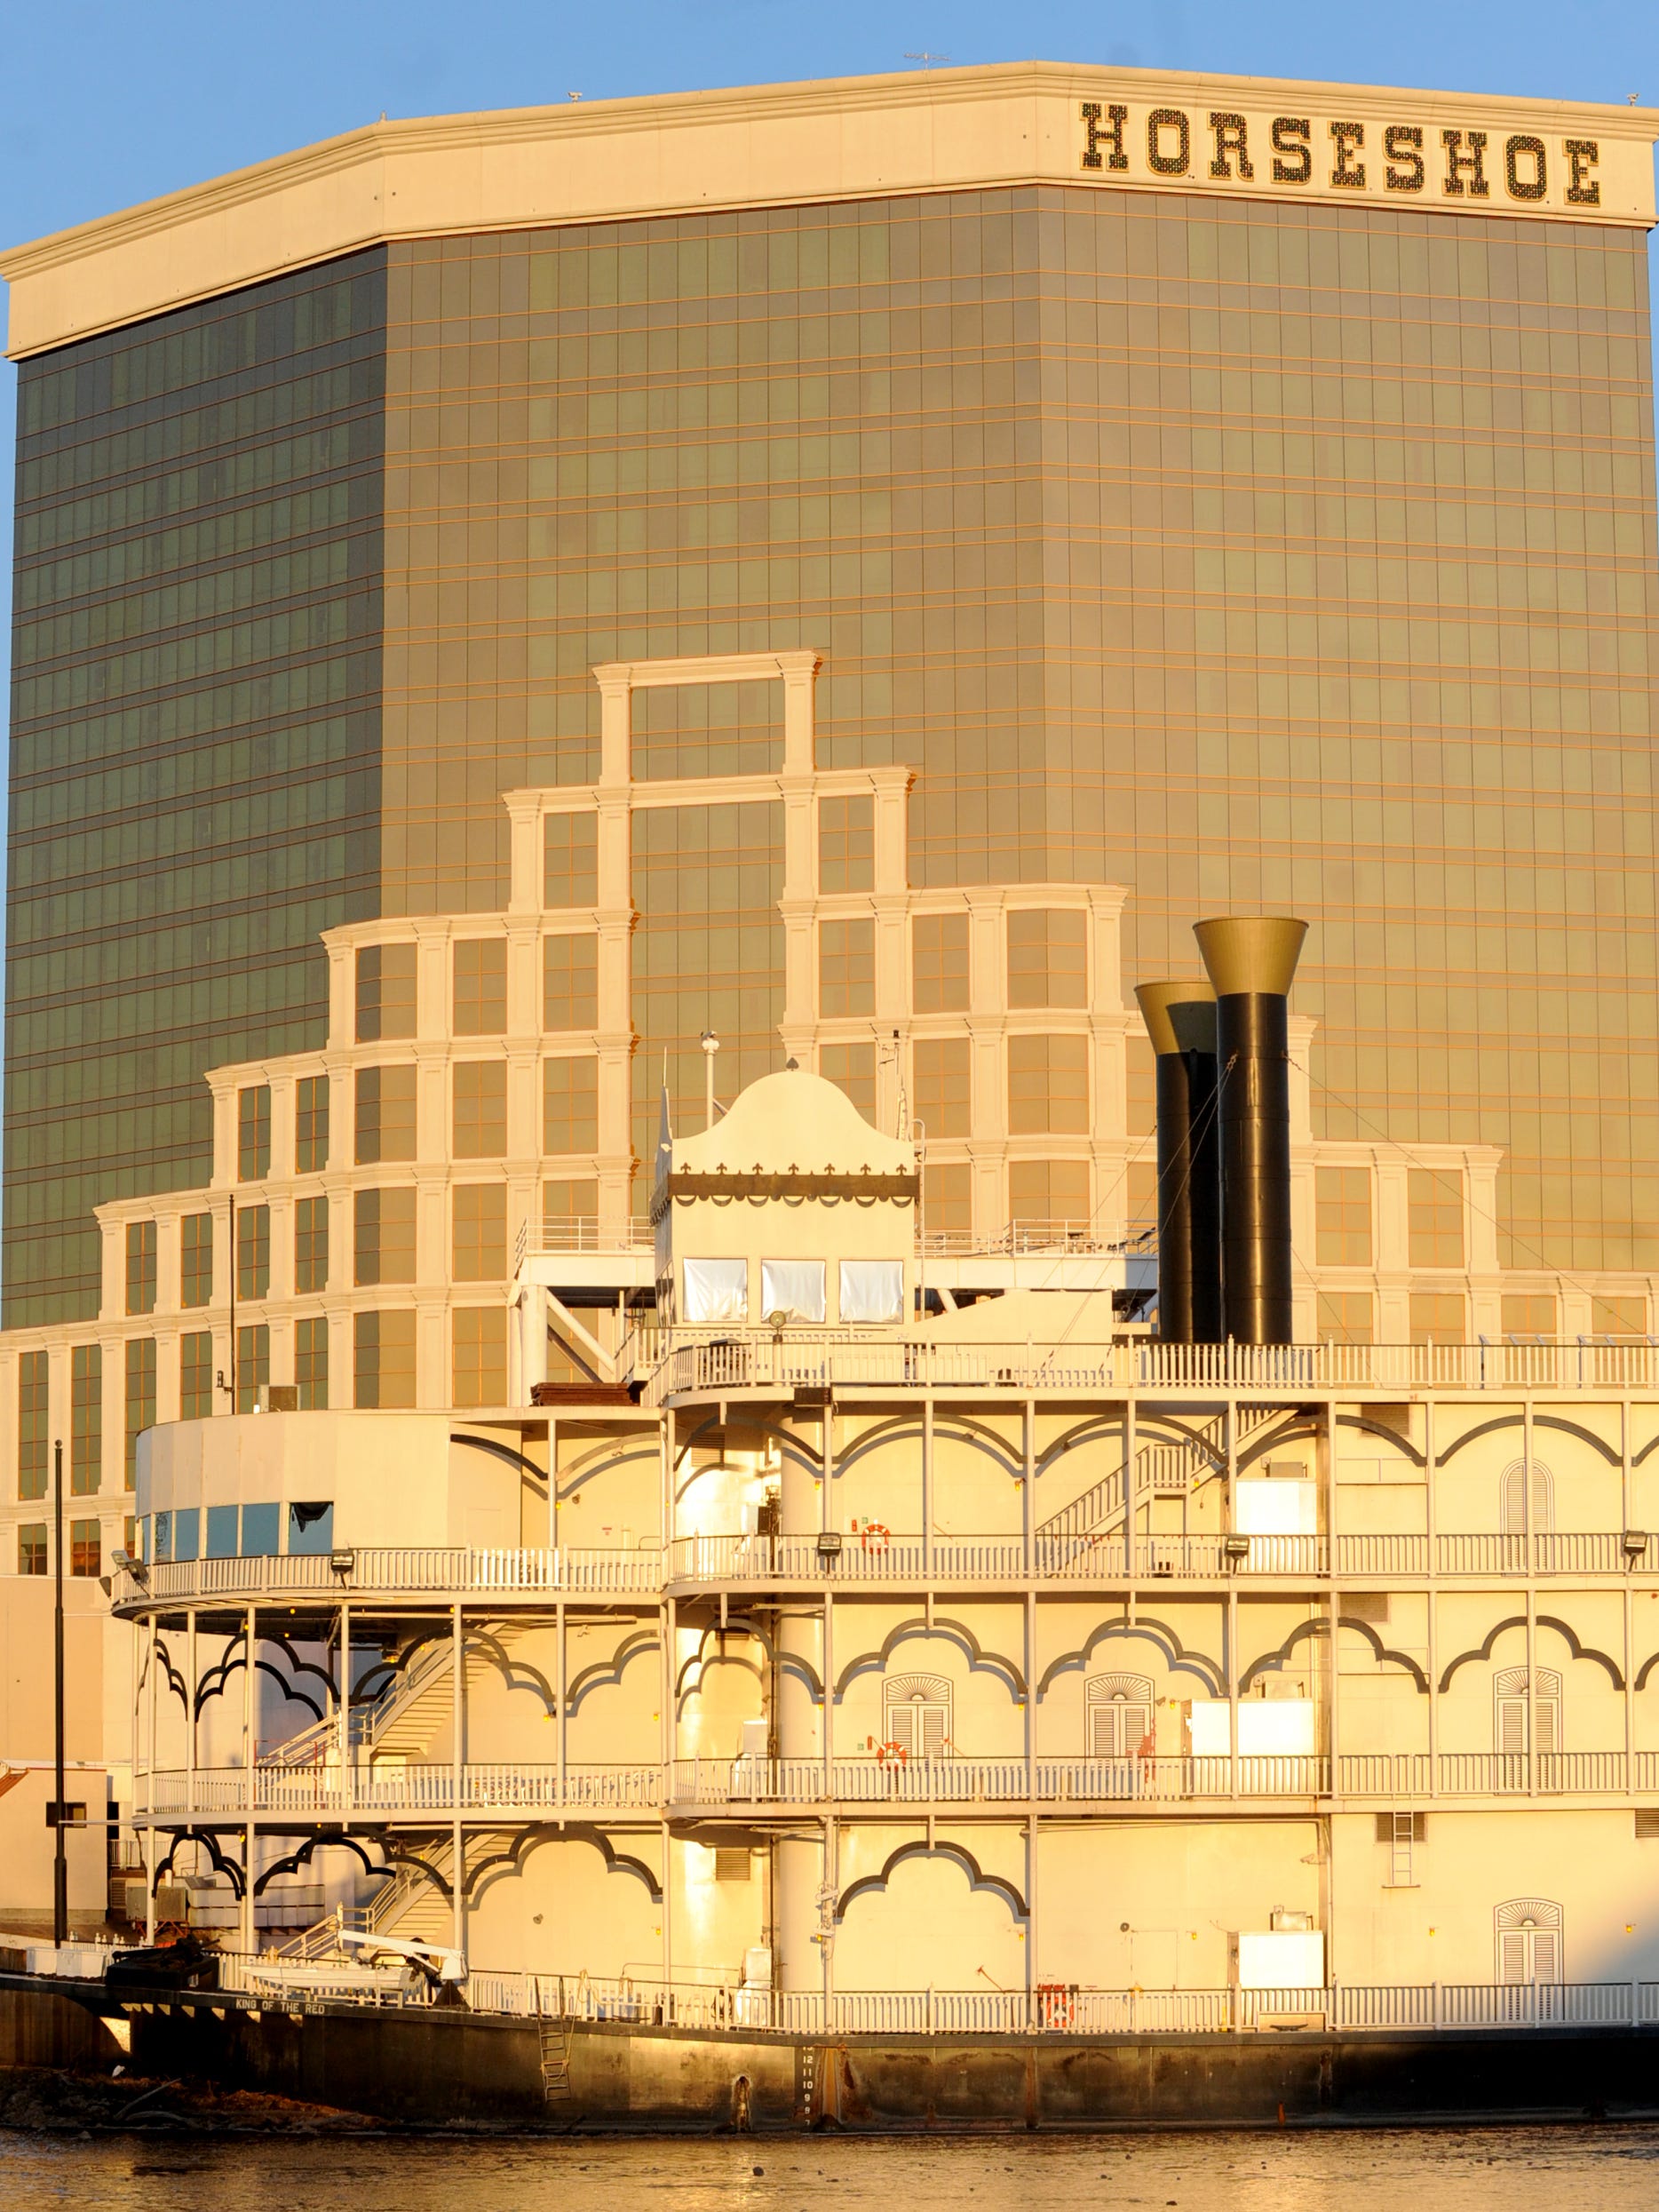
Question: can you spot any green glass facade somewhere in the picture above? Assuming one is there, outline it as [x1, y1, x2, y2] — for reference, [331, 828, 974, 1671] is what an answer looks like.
[8, 183, 1659, 1308]
[7, 252, 387, 1323]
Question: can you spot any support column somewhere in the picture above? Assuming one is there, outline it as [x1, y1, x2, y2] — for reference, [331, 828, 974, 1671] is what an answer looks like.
[1226, 1583, 1239, 1803]
[242, 1824, 254, 1955]
[339, 1603, 353, 1817]
[145, 1610, 158, 1943]
[822, 1595, 834, 1797]
[1022, 1399, 1034, 1576]
[557, 1598, 568, 1818]
[922, 1396, 933, 1576]
[1425, 1397, 1440, 1798]
[187, 1609, 197, 1816]
[451, 1603, 464, 1956]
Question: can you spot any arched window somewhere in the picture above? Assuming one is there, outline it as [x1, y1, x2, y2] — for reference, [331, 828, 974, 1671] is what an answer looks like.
[1499, 1458, 1554, 1536]
[1496, 1897, 1562, 1985]
[1493, 1667, 1561, 1758]
[1086, 1672, 1154, 1760]
[883, 1672, 951, 1758]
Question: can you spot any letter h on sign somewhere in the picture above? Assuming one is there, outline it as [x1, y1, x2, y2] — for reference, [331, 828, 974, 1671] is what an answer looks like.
[1080, 103, 1128, 171]
[1441, 130, 1490, 198]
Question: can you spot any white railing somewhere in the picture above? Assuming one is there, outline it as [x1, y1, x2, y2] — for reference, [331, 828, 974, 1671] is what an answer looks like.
[515, 1216, 654, 1266]
[665, 1755, 1331, 1806]
[667, 1532, 1330, 1584]
[143, 1762, 662, 1817]
[637, 1332, 1659, 1402]
[1335, 1534, 1432, 1576]
[115, 1545, 663, 1607]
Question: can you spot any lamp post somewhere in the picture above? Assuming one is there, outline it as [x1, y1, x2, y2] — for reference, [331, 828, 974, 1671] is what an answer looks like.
[701, 1030, 720, 1131]
[52, 1436, 67, 1945]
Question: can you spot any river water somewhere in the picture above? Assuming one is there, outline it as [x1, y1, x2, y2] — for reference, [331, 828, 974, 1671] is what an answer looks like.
[4, 2129, 1659, 2211]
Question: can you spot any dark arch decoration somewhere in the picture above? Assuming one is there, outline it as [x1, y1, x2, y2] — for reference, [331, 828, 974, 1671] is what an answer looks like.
[833, 1616, 1025, 1700]
[835, 1412, 1020, 1486]
[836, 1840, 1027, 1924]
[1439, 1412, 1619, 1468]
[1334, 1412, 1427, 1468]
[451, 1431, 549, 1489]
[465, 1822, 662, 1904]
[1035, 1409, 1233, 1487]
[192, 1632, 328, 1724]
[1238, 1616, 1429, 1695]
[1236, 1416, 1318, 1474]
[144, 1634, 191, 1716]
[1037, 1613, 1225, 1698]
[1632, 1649, 1659, 1692]
[559, 1435, 663, 1504]
[1438, 1614, 1624, 1692]
[253, 1830, 384, 1895]
[674, 1616, 823, 1712]
[568, 1627, 663, 1715]
[674, 1412, 822, 1498]
[152, 1827, 246, 1900]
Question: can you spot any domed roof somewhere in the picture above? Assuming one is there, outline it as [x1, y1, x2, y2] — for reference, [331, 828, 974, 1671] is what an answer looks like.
[671, 1067, 913, 1178]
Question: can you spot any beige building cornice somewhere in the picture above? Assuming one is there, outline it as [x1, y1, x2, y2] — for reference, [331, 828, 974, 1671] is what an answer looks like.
[4, 60, 1657, 359]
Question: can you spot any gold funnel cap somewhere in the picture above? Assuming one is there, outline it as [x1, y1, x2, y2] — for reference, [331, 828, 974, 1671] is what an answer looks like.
[1135, 981, 1218, 1057]
[1192, 917, 1307, 999]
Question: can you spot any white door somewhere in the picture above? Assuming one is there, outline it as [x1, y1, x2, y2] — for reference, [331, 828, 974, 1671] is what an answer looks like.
[1090, 1694, 1151, 1761]
[886, 1693, 949, 1758]
[1498, 1919, 1561, 1985]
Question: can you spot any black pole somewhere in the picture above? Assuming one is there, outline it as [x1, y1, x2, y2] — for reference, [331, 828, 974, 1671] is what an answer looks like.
[52, 1436, 67, 1945]
[1194, 919, 1308, 1347]
[229, 1191, 237, 1410]
[1135, 984, 1221, 1343]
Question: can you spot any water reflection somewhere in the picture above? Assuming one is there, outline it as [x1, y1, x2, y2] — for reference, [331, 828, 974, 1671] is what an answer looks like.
[4, 2128, 1659, 2212]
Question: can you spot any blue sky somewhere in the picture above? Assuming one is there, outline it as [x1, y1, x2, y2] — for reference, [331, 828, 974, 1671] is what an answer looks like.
[1, 0, 1657, 857]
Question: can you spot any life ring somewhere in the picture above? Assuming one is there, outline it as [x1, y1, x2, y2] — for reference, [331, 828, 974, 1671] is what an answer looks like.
[1038, 1984, 1074, 2030]
[860, 1522, 891, 1556]
[875, 1739, 909, 1768]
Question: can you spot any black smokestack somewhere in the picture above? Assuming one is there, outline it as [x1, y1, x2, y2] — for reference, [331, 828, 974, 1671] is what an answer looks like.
[1193, 918, 1308, 1347]
[1134, 983, 1221, 1343]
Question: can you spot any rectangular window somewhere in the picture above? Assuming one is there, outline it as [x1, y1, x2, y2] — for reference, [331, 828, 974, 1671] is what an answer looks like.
[913, 912, 969, 1014]
[1006, 909, 1087, 1009]
[683, 1257, 749, 1324]
[70, 1346, 101, 1495]
[69, 1520, 101, 1579]
[1408, 1168, 1465, 1269]
[1317, 1291, 1375, 1345]
[354, 1310, 417, 1410]
[1502, 1293, 1559, 1339]
[453, 1184, 507, 1280]
[820, 1043, 876, 1124]
[236, 1204, 271, 1299]
[180, 1213, 213, 1308]
[819, 919, 875, 1016]
[454, 1062, 507, 1158]
[295, 1196, 329, 1293]
[124, 1221, 156, 1316]
[818, 794, 874, 892]
[1007, 1033, 1090, 1134]
[237, 1086, 271, 1181]
[544, 1178, 599, 1241]
[454, 938, 507, 1035]
[295, 1317, 329, 1411]
[925, 1162, 972, 1237]
[761, 1259, 827, 1324]
[452, 1308, 508, 1409]
[295, 1075, 330, 1172]
[839, 1260, 903, 1324]
[180, 1332, 214, 1420]
[356, 943, 418, 1043]
[18, 1349, 48, 1501]
[544, 934, 599, 1030]
[1315, 1167, 1373, 1266]
[236, 1324, 271, 1414]
[19, 1524, 47, 1576]
[1409, 1292, 1467, 1346]
[544, 811, 599, 907]
[124, 1339, 155, 1491]
[914, 1037, 971, 1138]
[355, 1064, 418, 1164]
[544, 1056, 599, 1153]
[1592, 1294, 1647, 1340]
[354, 1188, 417, 1286]
[1009, 1158, 1090, 1228]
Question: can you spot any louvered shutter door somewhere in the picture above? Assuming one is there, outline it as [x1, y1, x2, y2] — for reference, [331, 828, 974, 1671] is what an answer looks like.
[1091, 1704, 1113, 1759]
[922, 1704, 946, 1758]
[887, 1705, 914, 1754]
[1531, 1928, 1560, 1984]
[1536, 1698, 1560, 1757]
[1499, 1930, 1528, 1984]
[1498, 1698, 1527, 1754]
[1501, 1468, 1524, 1533]
[1533, 1468, 1552, 1533]
[1127, 1703, 1151, 1755]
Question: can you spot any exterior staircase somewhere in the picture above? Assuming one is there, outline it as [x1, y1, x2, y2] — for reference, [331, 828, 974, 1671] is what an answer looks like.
[1037, 1407, 1285, 1559]
[261, 1622, 535, 1773]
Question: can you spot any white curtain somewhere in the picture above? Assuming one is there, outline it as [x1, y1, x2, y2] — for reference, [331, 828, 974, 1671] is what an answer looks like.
[759, 1260, 826, 1324]
[682, 1257, 749, 1324]
[839, 1259, 902, 1324]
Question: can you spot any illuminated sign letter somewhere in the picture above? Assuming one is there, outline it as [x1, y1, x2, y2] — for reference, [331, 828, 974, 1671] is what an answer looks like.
[1384, 125, 1425, 193]
[1504, 135, 1547, 200]
[1270, 116, 1311, 184]
[1208, 112, 1253, 179]
[1147, 108, 1191, 176]
[1329, 121, 1366, 190]
[1081, 102, 1129, 172]
[1441, 129, 1491, 198]
[1565, 139, 1601, 205]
